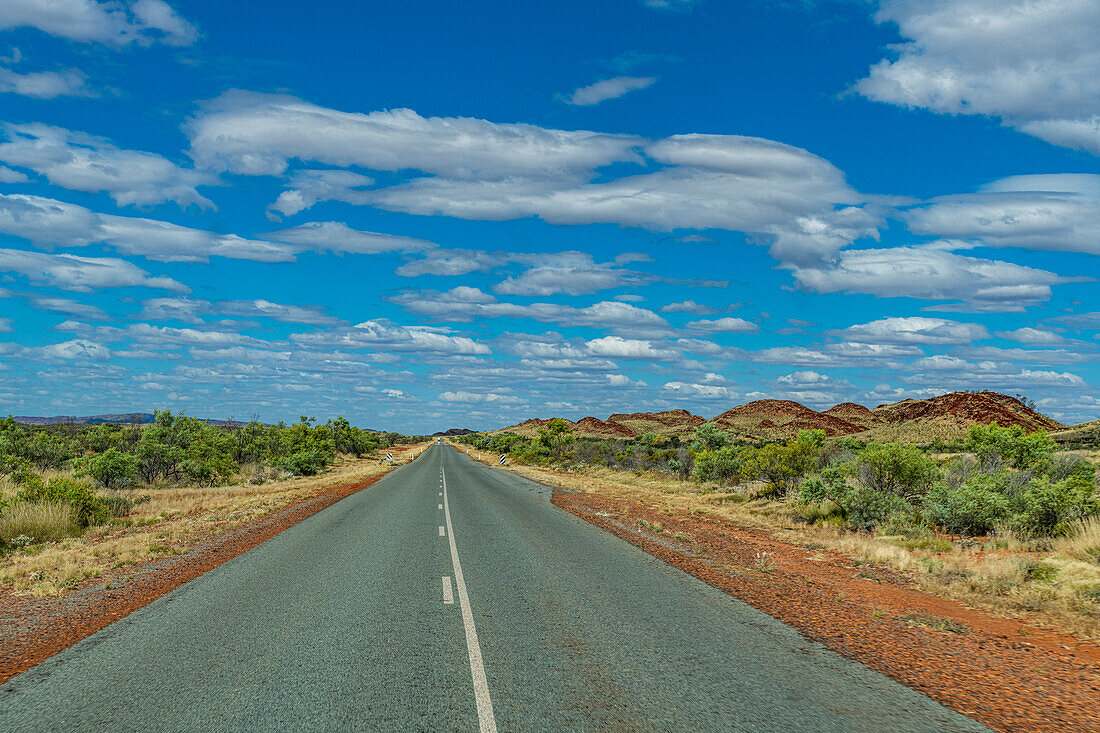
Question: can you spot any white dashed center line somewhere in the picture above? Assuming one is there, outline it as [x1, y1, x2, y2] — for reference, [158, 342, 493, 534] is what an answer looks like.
[441, 466, 497, 733]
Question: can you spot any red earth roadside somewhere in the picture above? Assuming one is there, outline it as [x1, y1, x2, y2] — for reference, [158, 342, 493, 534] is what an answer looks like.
[0, 470, 395, 685]
[553, 487, 1100, 733]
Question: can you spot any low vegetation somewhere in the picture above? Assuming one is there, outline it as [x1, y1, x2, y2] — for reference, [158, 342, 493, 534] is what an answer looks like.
[0, 412, 427, 594]
[459, 419, 1100, 637]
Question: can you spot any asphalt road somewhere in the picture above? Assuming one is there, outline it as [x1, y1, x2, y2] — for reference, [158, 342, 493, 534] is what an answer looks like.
[0, 444, 989, 732]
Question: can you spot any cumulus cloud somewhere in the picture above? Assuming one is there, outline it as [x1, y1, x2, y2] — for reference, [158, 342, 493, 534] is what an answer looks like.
[0, 316, 12, 333]
[0, 248, 186, 292]
[291, 320, 491, 356]
[585, 336, 677, 361]
[685, 316, 758, 333]
[854, 0, 1100, 155]
[906, 175, 1100, 255]
[186, 93, 878, 266]
[789, 243, 1066, 311]
[0, 123, 214, 209]
[266, 221, 435, 256]
[266, 169, 376, 219]
[0, 67, 92, 98]
[566, 76, 656, 106]
[438, 391, 522, 404]
[187, 91, 642, 178]
[386, 287, 673, 337]
[0, 0, 197, 47]
[995, 327, 1069, 345]
[42, 338, 111, 360]
[660, 300, 719, 315]
[832, 316, 989, 346]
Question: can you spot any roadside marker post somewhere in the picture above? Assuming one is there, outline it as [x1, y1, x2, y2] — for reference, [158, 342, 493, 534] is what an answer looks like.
[499, 454, 507, 466]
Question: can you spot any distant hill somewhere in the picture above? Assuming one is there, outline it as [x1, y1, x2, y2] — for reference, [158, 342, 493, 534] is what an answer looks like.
[11, 413, 250, 427]
[432, 428, 477, 437]
[490, 391, 1067, 443]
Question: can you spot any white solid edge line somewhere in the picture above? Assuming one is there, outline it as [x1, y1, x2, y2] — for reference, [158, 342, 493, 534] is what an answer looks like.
[442, 576, 454, 604]
[442, 466, 497, 733]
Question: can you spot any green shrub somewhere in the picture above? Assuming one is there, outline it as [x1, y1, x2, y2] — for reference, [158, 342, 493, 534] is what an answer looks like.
[925, 473, 1011, 535]
[693, 446, 742, 484]
[857, 442, 938, 501]
[74, 447, 137, 489]
[966, 423, 1055, 471]
[840, 484, 909, 532]
[1009, 474, 1100, 538]
[14, 476, 109, 526]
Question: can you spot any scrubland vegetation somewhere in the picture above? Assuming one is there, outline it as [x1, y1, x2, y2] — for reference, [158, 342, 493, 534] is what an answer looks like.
[0, 412, 425, 594]
[459, 420, 1100, 636]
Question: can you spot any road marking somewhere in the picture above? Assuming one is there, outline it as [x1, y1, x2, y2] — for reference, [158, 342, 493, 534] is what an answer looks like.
[439, 492, 442, 496]
[442, 466, 497, 733]
[438, 503, 443, 510]
[442, 576, 454, 604]
[438, 526, 445, 536]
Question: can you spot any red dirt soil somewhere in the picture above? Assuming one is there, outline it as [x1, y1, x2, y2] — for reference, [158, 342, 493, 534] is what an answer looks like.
[553, 487, 1100, 733]
[0, 470, 394, 685]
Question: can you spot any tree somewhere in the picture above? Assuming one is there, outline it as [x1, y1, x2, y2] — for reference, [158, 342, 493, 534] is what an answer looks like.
[857, 443, 938, 501]
[691, 422, 729, 452]
[74, 447, 137, 489]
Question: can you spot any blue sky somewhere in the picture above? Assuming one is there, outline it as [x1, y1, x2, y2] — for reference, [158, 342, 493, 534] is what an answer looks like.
[0, 0, 1098, 433]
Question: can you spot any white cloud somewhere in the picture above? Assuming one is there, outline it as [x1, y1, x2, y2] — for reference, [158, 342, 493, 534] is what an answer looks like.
[832, 316, 989, 345]
[187, 90, 642, 178]
[292, 320, 492, 356]
[906, 174, 1100, 255]
[661, 300, 719, 315]
[267, 221, 435, 255]
[215, 299, 345, 327]
[493, 263, 640, 296]
[266, 169, 376, 218]
[394, 248, 498, 277]
[42, 338, 111, 360]
[0, 123, 214, 208]
[685, 316, 758, 333]
[854, 0, 1100, 155]
[661, 381, 734, 399]
[386, 287, 672, 337]
[566, 76, 656, 106]
[186, 94, 877, 266]
[0, 248, 186, 292]
[995, 327, 1069, 345]
[0, 317, 11, 333]
[585, 336, 677, 361]
[0, 67, 92, 98]
[789, 243, 1066, 311]
[778, 370, 830, 385]
[0, 0, 197, 47]
[27, 295, 108, 320]
[438, 391, 522, 404]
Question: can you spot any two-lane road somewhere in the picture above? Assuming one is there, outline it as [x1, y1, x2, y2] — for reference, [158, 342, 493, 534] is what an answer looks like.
[0, 444, 988, 731]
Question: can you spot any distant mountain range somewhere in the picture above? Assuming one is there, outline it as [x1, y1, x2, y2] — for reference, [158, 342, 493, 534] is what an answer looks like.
[432, 428, 477, 437]
[492, 391, 1067, 443]
[11, 413, 250, 427]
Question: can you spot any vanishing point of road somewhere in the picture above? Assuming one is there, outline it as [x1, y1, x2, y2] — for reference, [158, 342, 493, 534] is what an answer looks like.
[0, 444, 989, 732]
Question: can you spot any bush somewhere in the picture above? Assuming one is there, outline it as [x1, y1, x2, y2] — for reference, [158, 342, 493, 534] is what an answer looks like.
[0, 501, 80, 544]
[857, 442, 938, 501]
[277, 448, 330, 476]
[14, 475, 110, 526]
[838, 485, 910, 532]
[693, 446, 742, 484]
[925, 473, 1011, 535]
[1009, 474, 1100, 538]
[691, 422, 729, 452]
[966, 423, 1055, 471]
[74, 447, 137, 489]
[742, 430, 825, 498]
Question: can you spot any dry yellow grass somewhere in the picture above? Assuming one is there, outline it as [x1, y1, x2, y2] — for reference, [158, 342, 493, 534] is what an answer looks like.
[0, 443, 429, 596]
[452, 441, 1100, 640]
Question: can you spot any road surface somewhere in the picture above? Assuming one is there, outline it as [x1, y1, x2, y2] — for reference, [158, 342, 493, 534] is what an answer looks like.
[0, 444, 988, 731]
